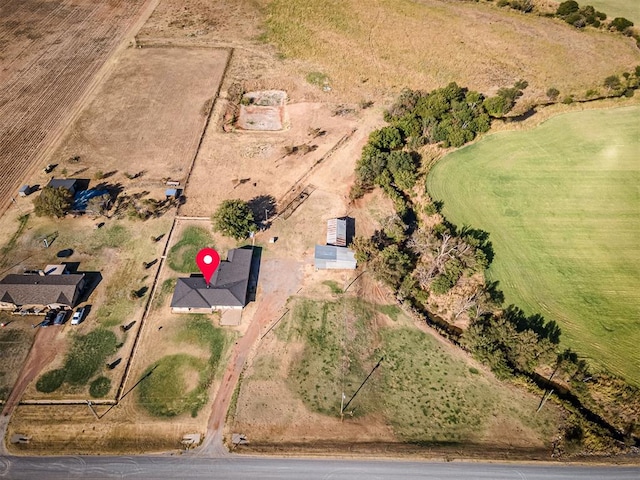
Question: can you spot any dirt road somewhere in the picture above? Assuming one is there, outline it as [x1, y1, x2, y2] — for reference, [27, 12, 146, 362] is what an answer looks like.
[1, 326, 65, 419]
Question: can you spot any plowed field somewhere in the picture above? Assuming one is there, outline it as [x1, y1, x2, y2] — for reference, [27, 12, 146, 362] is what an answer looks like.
[0, 0, 152, 215]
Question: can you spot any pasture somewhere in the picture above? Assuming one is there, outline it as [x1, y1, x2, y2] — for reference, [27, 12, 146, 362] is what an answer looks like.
[427, 106, 640, 385]
[261, 0, 640, 102]
[230, 296, 560, 451]
[586, 0, 638, 22]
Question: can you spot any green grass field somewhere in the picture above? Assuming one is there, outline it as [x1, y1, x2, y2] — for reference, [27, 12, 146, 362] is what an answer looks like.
[427, 106, 640, 385]
[138, 315, 232, 418]
[167, 226, 213, 274]
[586, 1, 638, 23]
[269, 298, 558, 442]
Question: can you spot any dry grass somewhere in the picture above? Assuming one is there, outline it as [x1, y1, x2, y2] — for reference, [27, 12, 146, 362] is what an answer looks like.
[260, 0, 640, 104]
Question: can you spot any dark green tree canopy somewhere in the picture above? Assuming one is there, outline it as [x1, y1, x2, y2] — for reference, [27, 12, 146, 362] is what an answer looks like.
[33, 186, 73, 218]
[557, 0, 579, 16]
[212, 199, 256, 240]
[610, 17, 633, 32]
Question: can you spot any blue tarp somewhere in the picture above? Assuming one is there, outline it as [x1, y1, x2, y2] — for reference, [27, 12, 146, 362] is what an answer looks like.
[72, 189, 109, 211]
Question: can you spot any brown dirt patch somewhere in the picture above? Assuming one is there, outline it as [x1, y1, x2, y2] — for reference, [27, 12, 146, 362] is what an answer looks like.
[0, 0, 154, 216]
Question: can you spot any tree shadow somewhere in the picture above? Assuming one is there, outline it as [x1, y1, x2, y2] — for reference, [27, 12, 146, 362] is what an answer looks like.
[504, 305, 561, 344]
[248, 194, 277, 227]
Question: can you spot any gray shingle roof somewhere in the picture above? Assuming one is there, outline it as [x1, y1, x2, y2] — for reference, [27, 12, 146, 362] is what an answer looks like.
[0, 274, 85, 307]
[171, 248, 253, 309]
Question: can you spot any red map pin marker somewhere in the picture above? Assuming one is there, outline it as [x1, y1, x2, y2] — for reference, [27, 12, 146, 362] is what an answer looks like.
[196, 248, 220, 286]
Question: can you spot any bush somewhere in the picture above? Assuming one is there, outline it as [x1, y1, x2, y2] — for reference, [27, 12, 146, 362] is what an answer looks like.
[562, 96, 574, 104]
[546, 87, 560, 101]
[36, 369, 67, 393]
[89, 376, 112, 398]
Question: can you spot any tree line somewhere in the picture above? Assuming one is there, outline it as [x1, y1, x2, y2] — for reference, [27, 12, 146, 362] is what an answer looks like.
[350, 85, 640, 453]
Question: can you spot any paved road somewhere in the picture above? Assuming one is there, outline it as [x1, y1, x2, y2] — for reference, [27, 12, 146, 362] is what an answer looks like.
[0, 454, 638, 480]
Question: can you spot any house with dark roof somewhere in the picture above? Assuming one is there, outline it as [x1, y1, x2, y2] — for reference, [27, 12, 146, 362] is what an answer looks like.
[46, 178, 80, 195]
[170, 248, 253, 313]
[0, 273, 85, 310]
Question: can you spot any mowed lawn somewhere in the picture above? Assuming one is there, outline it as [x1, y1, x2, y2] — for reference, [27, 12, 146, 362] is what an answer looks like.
[427, 106, 640, 385]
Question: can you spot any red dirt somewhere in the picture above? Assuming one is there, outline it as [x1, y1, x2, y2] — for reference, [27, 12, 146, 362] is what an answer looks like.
[1, 327, 64, 417]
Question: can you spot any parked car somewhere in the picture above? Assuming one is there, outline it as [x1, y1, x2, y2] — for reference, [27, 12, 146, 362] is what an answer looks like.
[53, 310, 68, 326]
[71, 307, 86, 325]
[42, 310, 57, 327]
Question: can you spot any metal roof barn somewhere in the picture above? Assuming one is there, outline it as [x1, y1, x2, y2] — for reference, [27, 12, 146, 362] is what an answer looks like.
[314, 245, 357, 270]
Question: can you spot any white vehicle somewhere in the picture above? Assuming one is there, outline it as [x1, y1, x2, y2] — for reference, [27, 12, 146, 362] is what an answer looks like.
[71, 307, 86, 325]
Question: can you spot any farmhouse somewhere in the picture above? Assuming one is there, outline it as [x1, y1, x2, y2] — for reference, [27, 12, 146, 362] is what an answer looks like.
[0, 273, 85, 310]
[171, 248, 253, 313]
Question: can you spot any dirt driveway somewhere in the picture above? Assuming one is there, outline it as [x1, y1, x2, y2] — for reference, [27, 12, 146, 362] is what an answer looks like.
[198, 258, 303, 455]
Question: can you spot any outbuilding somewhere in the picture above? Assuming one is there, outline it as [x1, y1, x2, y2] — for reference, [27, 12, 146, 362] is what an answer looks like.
[314, 245, 357, 270]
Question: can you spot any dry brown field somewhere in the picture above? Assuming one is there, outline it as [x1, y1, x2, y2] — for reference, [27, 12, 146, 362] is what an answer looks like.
[0, 0, 154, 216]
[50, 46, 229, 192]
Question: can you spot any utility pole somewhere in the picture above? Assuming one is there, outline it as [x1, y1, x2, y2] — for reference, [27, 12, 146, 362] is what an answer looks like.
[341, 357, 383, 415]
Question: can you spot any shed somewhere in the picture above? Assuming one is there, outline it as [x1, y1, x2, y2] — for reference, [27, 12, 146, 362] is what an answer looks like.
[18, 185, 31, 197]
[326, 218, 347, 247]
[165, 188, 182, 199]
[314, 245, 357, 270]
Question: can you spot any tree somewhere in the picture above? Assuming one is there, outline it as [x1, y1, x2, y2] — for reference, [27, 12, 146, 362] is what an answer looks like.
[212, 199, 256, 240]
[556, 0, 579, 16]
[483, 96, 510, 118]
[546, 87, 560, 101]
[603, 75, 622, 91]
[386, 150, 418, 190]
[370, 244, 412, 289]
[368, 126, 404, 151]
[33, 186, 73, 218]
[610, 17, 633, 32]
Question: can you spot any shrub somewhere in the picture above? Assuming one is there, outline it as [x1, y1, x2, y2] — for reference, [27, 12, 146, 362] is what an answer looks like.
[36, 369, 66, 393]
[557, 0, 579, 16]
[562, 96, 574, 104]
[89, 376, 112, 398]
[546, 87, 560, 101]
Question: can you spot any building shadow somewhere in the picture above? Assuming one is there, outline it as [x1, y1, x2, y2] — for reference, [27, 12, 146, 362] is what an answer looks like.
[244, 245, 262, 303]
[76, 271, 102, 305]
